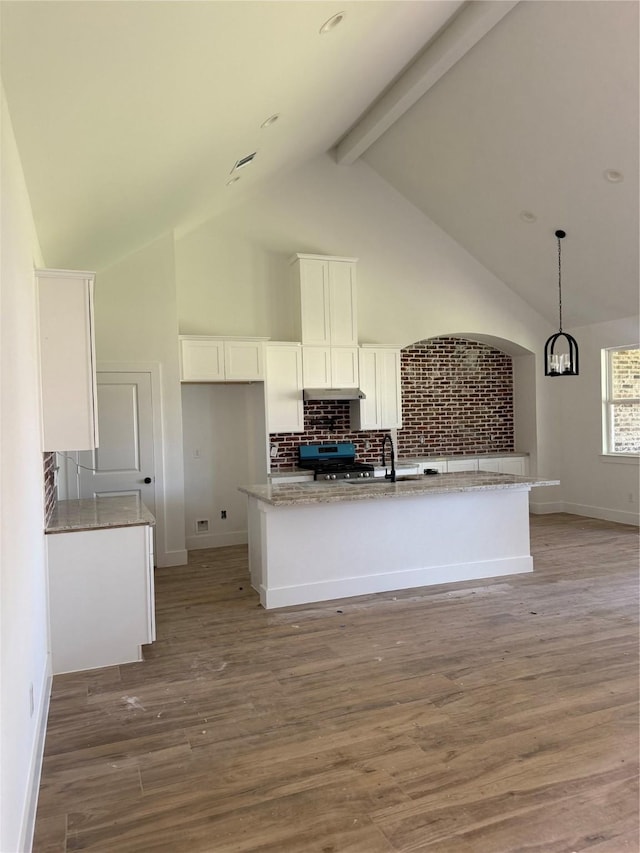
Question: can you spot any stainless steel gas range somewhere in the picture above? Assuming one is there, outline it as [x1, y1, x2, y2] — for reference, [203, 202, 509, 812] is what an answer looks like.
[297, 442, 375, 481]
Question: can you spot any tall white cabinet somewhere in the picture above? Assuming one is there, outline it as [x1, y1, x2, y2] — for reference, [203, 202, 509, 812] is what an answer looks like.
[291, 254, 358, 347]
[265, 343, 304, 433]
[37, 268, 98, 451]
[351, 346, 402, 430]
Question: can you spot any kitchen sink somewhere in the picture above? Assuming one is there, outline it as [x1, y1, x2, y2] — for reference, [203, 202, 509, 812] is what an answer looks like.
[345, 474, 425, 485]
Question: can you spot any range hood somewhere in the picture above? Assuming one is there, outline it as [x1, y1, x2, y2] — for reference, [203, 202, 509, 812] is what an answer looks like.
[303, 387, 366, 401]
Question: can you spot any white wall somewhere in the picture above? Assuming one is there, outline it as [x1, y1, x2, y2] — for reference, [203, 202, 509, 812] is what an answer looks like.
[0, 86, 49, 853]
[556, 315, 639, 525]
[181, 383, 267, 550]
[175, 153, 562, 508]
[94, 235, 187, 566]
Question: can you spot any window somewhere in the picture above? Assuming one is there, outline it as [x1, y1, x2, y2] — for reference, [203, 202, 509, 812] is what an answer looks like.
[602, 346, 640, 455]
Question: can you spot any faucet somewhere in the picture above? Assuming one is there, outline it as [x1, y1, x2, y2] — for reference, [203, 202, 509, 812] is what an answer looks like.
[381, 434, 396, 482]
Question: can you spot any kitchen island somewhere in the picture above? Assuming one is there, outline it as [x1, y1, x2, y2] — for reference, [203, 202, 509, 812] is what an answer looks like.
[239, 472, 558, 609]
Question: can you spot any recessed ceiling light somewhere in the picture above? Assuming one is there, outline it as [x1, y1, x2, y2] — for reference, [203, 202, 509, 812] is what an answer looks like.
[603, 169, 624, 183]
[260, 114, 280, 129]
[519, 210, 537, 223]
[226, 176, 240, 186]
[319, 12, 345, 34]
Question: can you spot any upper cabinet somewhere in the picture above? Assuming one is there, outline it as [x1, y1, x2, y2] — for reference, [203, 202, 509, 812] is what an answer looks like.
[290, 254, 358, 347]
[350, 346, 402, 431]
[179, 336, 266, 382]
[301, 345, 359, 389]
[265, 343, 304, 433]
[37, 269, 98, 451]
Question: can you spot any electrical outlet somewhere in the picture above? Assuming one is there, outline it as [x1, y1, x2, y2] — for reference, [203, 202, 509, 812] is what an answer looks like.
[193, 448, 201, 459]
[270, 444, 278, 458]
[628, 493, 634, 504]
[29, 683, 34, 718]
[196, 518, 209, 532]
[220, 510, 227, 520]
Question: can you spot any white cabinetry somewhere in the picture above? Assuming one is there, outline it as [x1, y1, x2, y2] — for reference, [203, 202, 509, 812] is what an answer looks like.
[37, 269, 98, 451]
[302, 346, 359, 388]
[350, 347, 402, 430]
[478, 456, 527, 475]
[179, 336, 266, 382]
[447, 458, 479, 473]
[291, 254, 358, 346]
[47, 524, 155, 674]
[265, 343, 304, 433]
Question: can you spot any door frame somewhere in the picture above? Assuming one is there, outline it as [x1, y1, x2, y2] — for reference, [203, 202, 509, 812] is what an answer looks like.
[59, 361, 169, 567]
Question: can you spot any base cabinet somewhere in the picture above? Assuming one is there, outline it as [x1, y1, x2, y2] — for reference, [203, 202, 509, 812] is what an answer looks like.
[47, 524, 154, 674]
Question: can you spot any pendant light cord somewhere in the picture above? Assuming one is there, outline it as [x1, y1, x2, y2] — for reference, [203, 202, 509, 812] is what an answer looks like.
[557, 233, 563, 332]
[553, 228, 567, 332]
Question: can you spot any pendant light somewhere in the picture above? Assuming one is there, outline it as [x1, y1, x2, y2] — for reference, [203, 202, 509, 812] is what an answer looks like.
[544, 229, 579, 376]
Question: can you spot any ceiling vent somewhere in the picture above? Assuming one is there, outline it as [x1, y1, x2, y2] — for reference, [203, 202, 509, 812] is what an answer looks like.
[231, 152, 257, 173]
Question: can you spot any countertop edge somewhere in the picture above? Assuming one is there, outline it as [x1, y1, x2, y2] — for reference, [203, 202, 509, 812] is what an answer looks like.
[239, 473, 560, 508]
[46, 496, 156, 534]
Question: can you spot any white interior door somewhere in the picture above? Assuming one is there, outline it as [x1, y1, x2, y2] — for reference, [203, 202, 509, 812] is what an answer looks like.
[79, 372, 155, 515]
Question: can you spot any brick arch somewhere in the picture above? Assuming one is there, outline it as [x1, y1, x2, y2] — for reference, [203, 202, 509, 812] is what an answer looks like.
[398, 336, 514, 457]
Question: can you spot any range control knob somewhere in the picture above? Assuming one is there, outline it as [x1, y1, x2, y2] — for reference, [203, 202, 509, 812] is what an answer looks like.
[344, 473, 350, 479]
[331, 474, 337, 480]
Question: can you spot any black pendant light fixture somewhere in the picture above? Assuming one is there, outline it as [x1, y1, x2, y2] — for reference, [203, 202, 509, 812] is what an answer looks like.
[544, 229, 579, 376]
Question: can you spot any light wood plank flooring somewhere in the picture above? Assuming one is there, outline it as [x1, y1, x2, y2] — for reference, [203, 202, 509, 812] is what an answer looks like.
[33, 514, 639, 852]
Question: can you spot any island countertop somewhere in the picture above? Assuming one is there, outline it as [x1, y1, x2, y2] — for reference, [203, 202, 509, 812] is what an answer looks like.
[239, 471, 559, 507]
[46, 495, 156, 534]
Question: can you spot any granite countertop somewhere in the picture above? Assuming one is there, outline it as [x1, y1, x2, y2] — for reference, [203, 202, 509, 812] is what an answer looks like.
[399, 451, 529, 462]
[46, 495, 156, 534]
[239, 471, 559, 507]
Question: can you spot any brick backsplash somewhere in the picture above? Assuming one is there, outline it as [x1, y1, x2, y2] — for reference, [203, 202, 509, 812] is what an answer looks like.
[43, 451, 57, 525]
[397, 337, 514, 457]
[269, 337, 515, 467]
[269, 401, 389, 469]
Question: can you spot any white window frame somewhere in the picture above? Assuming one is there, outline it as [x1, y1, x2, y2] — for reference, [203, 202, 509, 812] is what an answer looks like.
[601, 345, 640, 457]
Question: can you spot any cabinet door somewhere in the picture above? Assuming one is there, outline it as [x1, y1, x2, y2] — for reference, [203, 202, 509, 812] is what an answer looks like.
[377, 349, 402, 429]
[351, 348, 379, 430]
[37, 270, 98, 451]
[298, 259, 331, 345]
[500, 457, 526, 475]
[302, 346, 332, 388]
[265, 344, 304, 433]
[478, 458, 501, 473]
[328, 261, 358, 346]
[180, 339, 224, 381]
[224, 340, 264, 381]
[331, 347, 359, 387]
[447, 458, 479, 472]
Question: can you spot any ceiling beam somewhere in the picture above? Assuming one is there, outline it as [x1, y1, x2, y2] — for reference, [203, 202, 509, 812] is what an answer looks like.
[334, 0, 519, 166]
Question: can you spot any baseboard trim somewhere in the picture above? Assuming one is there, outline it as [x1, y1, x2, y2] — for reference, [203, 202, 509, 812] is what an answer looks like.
[260, 555, 533, 610]
[18, 663, 52, 853]
[529, 500, 565, 515]
[562, 502, 639, 527]
[186, 531, 248, 551]
[156, 549, 189, 568]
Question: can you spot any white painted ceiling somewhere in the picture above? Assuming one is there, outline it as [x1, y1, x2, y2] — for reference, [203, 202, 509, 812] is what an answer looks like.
[1, 1, 638, 328]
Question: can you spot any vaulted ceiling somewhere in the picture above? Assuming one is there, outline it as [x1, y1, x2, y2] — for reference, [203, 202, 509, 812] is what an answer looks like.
[1, 1, 638, 328]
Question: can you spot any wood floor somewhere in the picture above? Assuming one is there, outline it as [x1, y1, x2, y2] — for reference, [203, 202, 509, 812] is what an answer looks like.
[33, 514, 639, 852]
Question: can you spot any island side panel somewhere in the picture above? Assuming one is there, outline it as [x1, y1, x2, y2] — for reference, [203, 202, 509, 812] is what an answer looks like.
[256, 488, 532, 609]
